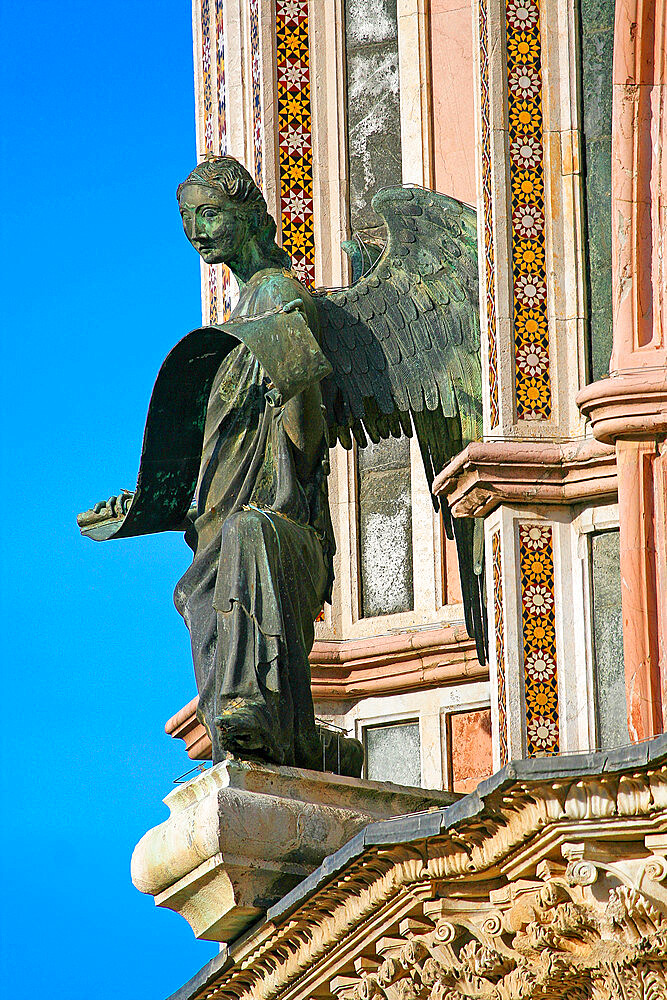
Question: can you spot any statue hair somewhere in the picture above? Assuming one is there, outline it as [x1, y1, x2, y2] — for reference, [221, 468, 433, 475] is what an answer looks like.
[177, 156, 290, 268]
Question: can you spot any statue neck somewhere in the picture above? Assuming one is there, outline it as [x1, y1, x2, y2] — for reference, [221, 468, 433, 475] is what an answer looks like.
[228, 238, 290, 286]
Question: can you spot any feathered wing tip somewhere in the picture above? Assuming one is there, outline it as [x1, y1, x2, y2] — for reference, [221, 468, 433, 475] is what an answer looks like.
[452, 518, 488, 665]
[314, 184, 488, 662]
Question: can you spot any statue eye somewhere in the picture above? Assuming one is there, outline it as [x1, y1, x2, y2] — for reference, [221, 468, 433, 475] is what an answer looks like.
[201, 207, 218, 219]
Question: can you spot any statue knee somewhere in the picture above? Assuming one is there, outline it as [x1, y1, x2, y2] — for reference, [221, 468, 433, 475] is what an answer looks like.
[222, 508, 273, 548]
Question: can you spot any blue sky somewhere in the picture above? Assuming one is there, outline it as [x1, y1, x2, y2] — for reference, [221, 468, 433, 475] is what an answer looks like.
[1, 2, 220, 995]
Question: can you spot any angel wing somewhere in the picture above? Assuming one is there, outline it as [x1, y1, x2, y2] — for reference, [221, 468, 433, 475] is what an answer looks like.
[313, 185, 487, 662]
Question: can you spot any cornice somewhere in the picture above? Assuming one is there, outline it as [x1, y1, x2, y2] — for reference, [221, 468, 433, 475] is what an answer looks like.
[166, 626, 482, 760]
[168, 737, 667, 1000]
[431, 438, 617, 518]
[576, 369, 667, 444]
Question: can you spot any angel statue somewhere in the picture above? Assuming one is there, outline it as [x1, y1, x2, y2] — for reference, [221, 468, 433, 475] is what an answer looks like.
[78, 155, 485, 778]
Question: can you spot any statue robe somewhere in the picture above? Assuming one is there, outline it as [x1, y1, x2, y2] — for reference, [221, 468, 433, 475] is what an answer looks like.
[173, 268, 335, 768]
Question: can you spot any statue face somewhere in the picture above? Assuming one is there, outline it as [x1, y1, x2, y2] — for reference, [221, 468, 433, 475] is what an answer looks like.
[178, 183, 248, 265]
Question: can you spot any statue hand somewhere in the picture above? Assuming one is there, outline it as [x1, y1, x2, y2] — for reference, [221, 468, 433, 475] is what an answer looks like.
[77, 490, 134, 527]
[281, 298, 304, 316]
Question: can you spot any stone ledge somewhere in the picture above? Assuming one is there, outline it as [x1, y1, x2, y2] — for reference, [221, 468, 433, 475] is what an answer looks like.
[431, 437, 617, 518]
[131, 758, 458, 942]
[166, 625, 482, 760]
[576, 368, 667, 444]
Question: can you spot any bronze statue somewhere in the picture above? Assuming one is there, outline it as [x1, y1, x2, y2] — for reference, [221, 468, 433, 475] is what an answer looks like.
[78, 155, 485, 777]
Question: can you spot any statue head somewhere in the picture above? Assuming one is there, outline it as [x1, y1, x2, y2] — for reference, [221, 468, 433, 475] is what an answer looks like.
[177, 156, 290, 275]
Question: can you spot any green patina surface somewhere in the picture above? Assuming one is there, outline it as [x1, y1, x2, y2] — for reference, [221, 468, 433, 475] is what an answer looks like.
[78, 156, 489, 772]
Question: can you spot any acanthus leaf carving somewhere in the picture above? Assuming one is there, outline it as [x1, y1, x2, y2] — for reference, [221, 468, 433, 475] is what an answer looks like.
[326, 870, 667, 1000]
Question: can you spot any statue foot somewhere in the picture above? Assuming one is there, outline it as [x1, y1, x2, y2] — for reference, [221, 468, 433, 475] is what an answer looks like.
[214, 702, 285, 765]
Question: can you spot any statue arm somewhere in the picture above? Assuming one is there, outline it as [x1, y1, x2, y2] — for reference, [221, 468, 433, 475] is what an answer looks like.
[220, 276, 330, 476]
[278, 297, 327, 476]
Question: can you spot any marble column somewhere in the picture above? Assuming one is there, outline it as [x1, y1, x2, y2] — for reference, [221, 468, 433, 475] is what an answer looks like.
[577, 0, 667, 741]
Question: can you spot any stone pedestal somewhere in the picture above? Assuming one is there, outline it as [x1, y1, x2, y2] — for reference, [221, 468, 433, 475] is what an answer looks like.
[131, 759, 457, 942]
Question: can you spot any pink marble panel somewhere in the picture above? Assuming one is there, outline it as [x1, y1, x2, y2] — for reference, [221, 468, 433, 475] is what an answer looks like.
[430, 0, 477, 206]
[449, 708, 493, 793]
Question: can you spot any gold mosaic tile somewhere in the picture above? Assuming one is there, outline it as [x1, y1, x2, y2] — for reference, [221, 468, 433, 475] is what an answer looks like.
[518, 523, 559, 755]
[492, 531, 509, 765]
[506, 0, 551, 419]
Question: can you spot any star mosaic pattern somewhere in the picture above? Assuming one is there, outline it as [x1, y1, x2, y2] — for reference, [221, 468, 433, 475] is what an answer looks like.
[275, 0, 315, 284]
[249, 0, 263, 186]
[216, 0, 227, 156]
[479, 0, 499, 428]
[492, 531, 509, 766]
[199, 0, 231, 322]
[518, 523, 559, 755]
[506, 0, 551, 418]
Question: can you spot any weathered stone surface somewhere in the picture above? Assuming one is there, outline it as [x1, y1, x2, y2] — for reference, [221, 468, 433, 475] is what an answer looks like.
[357, 435, 413, 617]
[580, 0, 615, 381]
[344, 0, 402, 232]
[131, 758, 457, 942]
[591, 528, 628, 748]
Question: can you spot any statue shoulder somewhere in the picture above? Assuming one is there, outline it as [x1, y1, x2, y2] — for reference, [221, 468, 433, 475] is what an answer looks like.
[249, 268, 314, 312]
[242, 268, 319, 334]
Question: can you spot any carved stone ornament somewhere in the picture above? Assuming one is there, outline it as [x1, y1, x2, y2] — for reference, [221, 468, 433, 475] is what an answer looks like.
[171, 743, 667, 1000]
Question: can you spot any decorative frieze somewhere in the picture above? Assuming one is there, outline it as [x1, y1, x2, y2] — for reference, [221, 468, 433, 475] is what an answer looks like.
[275, 0, 315, 284]
[179, 749, 667, 1000]
[492, 530, 508, 766]
[518, 522, 559, 755]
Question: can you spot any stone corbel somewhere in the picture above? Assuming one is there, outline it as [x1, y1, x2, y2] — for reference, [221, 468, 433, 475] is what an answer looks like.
[432, 439, 617, 518]
[561, 837, 667, 912]
[131, 759, 456, 942]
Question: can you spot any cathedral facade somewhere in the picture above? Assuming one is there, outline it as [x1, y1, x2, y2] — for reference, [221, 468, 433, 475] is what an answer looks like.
[141, 2, 667, 997]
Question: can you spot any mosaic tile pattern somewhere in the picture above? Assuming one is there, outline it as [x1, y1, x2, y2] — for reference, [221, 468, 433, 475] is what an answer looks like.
[249, 0, 263, 186]
[276, 0, 315, 284]
[200, 0, 218, 322]
[479, 0, 499, 428]
[215, 0, 232, 319]
[492, 531, 509, 766]
[215, 0, 227, 155]
[506, 0, 551, 419]
[201, 0, 215, 153]
[518, 523, 559, 755]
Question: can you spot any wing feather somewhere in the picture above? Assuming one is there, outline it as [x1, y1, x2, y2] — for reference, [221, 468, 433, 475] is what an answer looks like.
[313, 185, 486, 661]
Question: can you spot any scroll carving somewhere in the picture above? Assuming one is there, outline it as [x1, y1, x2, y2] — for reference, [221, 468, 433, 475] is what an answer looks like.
[329, 870, 667, 1000]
